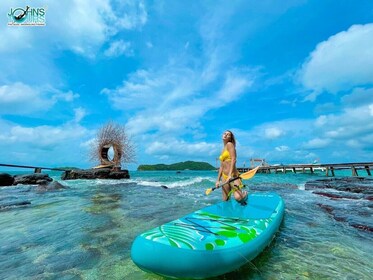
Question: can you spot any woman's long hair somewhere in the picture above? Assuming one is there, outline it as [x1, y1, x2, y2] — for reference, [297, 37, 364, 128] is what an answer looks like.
[226, 130, 236, 147]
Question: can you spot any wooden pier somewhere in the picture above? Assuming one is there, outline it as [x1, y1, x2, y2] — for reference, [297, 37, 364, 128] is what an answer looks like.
[237, 162, 373, 177]
[0, 163, 67, 173]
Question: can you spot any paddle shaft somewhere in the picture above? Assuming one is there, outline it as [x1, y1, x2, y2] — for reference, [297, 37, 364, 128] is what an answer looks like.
[212, 175, 241, 191]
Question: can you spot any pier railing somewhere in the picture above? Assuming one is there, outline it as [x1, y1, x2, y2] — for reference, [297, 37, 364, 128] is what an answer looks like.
[238, 162, 373, 177]
[0, 163, 68, 173]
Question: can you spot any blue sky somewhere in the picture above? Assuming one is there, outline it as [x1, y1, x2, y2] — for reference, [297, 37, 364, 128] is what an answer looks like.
[1, 0, 373, 170]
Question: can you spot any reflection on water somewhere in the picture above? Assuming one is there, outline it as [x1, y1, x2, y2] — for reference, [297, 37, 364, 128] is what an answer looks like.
[0, 171, 372, 279]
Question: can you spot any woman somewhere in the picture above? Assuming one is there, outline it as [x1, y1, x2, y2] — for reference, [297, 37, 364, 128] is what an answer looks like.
[215, 130, 248, 204]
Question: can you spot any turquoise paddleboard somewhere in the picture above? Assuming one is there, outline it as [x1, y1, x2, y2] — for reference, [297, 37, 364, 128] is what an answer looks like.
[131, 192, 285, 279]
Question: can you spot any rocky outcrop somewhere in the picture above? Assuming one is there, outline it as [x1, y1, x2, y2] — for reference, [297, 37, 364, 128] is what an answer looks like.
[0, 173, 14, 186]
[0, 173, 67, 192]
[61, 168, 130, 180]
[305, 177, 373, 232]
[13, 173, 53, 185]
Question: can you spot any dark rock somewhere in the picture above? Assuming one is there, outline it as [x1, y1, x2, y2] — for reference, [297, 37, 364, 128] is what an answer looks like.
[0, 173, 14, 186]
[108, 171, 130, 179]
[13, 173, 53, 185]
[61, 168, 130, 180]
[37, 181, 67, 192]
[0, 201, 31, 210]
[161, 185, 168, 189]
[313, 191, 362, 200]
[350, 224, 373, 232]
[305, 177, 373, 198]
[311, 178, 373, 233]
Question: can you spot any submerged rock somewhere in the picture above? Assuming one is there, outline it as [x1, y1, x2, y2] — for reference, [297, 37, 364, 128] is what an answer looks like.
[0, 201, 31, 210]
[307, 177, 373, 232]
[37, 181, 68, 192]
[61, 168, 130, 180]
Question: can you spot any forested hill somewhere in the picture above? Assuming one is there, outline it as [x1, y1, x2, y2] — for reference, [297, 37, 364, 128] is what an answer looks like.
[137, 161, 215, 171]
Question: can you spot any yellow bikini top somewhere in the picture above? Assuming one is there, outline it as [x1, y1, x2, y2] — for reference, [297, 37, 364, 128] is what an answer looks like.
[219, 149, 231, 162]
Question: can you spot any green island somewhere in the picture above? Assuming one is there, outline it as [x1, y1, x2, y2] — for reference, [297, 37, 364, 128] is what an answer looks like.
[137, 161, 215, 171]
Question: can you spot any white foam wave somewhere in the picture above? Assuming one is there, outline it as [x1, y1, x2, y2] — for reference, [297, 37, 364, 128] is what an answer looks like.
[135, 176, 214, 189]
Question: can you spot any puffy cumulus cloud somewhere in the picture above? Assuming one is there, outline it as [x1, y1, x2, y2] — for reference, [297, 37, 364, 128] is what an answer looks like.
[0, 82, 78, 116]
[2, 123, 87, 147]
[237, 105, 373, 162]
[316, 104, 373, 139]
[0, 83, 53, 114]
[0, 120, 94, 166]
[300, 24, 373, 99]
[52, 0, 147, 57]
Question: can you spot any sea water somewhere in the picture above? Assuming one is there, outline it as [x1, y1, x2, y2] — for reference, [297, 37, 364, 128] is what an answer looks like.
[0, 170, 372, 279]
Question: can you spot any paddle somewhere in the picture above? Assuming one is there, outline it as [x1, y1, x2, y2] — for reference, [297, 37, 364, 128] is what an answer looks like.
[205, 166, 260, 195]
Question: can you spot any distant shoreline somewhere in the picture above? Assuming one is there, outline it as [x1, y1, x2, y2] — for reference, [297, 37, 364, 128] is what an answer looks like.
[137, 161, 215, 171]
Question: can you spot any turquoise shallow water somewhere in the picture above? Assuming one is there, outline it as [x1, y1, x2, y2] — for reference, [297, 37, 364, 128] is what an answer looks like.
[0, 170, 372, 279]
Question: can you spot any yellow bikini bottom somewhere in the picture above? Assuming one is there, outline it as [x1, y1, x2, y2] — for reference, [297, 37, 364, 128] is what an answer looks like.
[222, 172, 239, 180]
[221, 172, 245, 198]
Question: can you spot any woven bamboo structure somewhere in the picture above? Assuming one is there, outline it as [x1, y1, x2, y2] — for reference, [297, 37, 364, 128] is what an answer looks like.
[90, 122, 135, 169]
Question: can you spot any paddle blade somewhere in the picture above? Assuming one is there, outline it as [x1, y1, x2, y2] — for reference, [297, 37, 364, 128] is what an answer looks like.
[205, 188, 213, 195]
[239, 166, 260, 180]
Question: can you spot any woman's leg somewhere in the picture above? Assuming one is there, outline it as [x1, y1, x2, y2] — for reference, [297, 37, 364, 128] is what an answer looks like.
[232, 178, 248, 203]
[222, 183, 231, 201]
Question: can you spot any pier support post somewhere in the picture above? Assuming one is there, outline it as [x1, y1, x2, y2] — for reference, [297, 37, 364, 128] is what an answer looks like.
[365, 166, 371, 176]
[352, 167, 358, 176]
[34, 168, 42, 173]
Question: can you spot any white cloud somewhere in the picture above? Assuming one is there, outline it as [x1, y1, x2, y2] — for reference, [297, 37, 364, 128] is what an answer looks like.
[0, 82, 78, 116]
[0, 0, 148, 57]
[215, 69, 254, 103]
[104, 65, 255, 135]
[369, 104, 373, 116]
[275, 145, 289, 152]
[0, 117, 93, 166]
[145, 139, 218, 158]
[315, 115, 328, 127]
[0, 83, 53, 114]
[104, 40, 133, 57]
[73, 107, 87, 123]
[303, 138, 330, 149]
[264, 127, 284, 139]
[341, 87, 373, 107]
[4, 124, 87, 147]
[300, 23, 373, 99]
